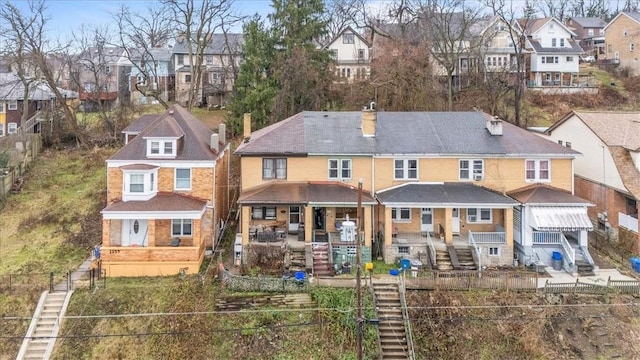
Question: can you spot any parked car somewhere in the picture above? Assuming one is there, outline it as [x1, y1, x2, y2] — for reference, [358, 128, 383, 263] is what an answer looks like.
[580, 55, 596, 63]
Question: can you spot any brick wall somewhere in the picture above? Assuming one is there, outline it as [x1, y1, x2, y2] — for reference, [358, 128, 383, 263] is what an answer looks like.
[575, 177, 629, 230]
[604, 14, 640, 75]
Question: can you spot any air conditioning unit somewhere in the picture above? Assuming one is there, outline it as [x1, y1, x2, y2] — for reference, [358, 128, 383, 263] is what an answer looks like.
[473, 174, 483, 181]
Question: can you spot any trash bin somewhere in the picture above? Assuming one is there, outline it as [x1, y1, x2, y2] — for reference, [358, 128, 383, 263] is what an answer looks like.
[630, 258, 640, 273]
[410, 260, 422, 277]
[552, 251, 563, 271]
[400, 258, 411, 271]
[342, 262, 351, 274]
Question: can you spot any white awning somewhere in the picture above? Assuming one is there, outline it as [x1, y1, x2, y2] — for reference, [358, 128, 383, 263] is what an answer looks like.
[530, 206, 593, 231]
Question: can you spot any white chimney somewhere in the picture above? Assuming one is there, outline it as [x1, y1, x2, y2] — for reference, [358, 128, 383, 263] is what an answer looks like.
[218, 123, 226, 149]
[486, 116, 503, 136]
[210, 133, 219, 154]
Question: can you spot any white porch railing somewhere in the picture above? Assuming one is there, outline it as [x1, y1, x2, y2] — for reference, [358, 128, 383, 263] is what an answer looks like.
[425, 231, 436, 268]
[619, 212, 639, 233]
[468, 231, 506, 244]
[468, 232, 482, 272]
[533, 231, 575, 266]
[559, 234, 575, 266]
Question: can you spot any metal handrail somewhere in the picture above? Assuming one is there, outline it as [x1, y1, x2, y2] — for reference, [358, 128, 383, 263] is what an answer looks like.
[468, 231, 482, 272]
[425, 231, 436, 269]
[398, 274, 416, 360]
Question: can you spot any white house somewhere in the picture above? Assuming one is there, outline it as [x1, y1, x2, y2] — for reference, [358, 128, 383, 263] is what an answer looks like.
[323, 27, 371, 83]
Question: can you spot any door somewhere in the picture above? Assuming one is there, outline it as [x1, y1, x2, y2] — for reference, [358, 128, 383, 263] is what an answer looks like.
[452, 208, 460, 234]
[421, 208, 433, 233]
[289, 206, 300, 233]
[122, 219, 148, 246]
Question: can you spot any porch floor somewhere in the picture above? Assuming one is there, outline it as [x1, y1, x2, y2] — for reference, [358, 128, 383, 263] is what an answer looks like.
[394, 232, 471, 250]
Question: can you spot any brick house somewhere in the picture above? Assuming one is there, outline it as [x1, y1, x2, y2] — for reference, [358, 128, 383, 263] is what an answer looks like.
[564, 17, 607, 58]
[99, 105, 230, 276]
[603, 12, 640, 75]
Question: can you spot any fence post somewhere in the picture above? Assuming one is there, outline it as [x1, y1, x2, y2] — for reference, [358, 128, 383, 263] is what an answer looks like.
[606, 276, 611, 287]
[49, 272, 54, 292]
[543, 279, 548, 294]
[574, 278, 579, 294]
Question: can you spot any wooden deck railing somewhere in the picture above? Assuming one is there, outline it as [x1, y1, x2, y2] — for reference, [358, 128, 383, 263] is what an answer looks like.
[406, 270, 538, 291]
[100, 245, 202, 262]
[468, 231, 506, 244]
[543, 277, 640, 295]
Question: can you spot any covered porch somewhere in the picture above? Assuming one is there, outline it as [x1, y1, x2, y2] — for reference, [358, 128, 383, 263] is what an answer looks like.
[376, 182, 518, 266]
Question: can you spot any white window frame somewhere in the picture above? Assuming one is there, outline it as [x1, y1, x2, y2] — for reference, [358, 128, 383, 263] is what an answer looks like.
[177, 54, 184, 65]
[328, 159, 352, 180]
[262, 158, 287, 180]
[0, 102, 4, 113]
[467, 208, 492, 223]
[391, 208, 411, 222]
[394, 159, 418, 180]
[459, 159, 484, 180]
[488, 247, 500, 256]
[343, 34, 355, 44]
[8, 100, 17, 111]
[171, 219, 193, 237]
[0, 123, 4, 137]
[7, 123, 17, 134]
[146, 139, 176, 157]
[175, 168, 191, 190]
[252, 206, 276, 220]
[560, 38, 565, 47]
[122, 169, 158, 201]
[525, 159, 551, 182]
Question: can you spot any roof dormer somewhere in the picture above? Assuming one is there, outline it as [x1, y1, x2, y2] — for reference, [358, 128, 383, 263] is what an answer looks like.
[145, 137, 179, 158]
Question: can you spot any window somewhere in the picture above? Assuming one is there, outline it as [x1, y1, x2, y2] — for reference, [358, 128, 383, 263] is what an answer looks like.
[330, 49, 337, 59]
[185, 74, 191, 83]
[394, 159, 417, 179]
[391, 208, 411, 221]
[624, 29, 628, 36]
[206, 55, 213, 65]
[328, 159, 352, 180]
[566, 56, 574, 62]
[252, 206, 276, 220]
[0, 124, 4, 137]
[488, 247, 500, 256]
[7, 123, 17, 134]
[560, 38, 565, 47]
[343, 34, 355, 44]
[358, 49, 365, 60]
[398, 246, 409, 254]
[123, 170, 158, 199]
[467, 208, 492, 223]
[588, 29, 594, 36]
[552, 38, 557, 47]
[164, 142, 173, 154]
[525, 159, 550, 181]
[105, 66, 111, 74]
[459, 159, 484, 180]
[630, 43, 635, 51]
[129, 174, 144, 192]
[175, 168, 191, 190]
[177, 54, 184, 65]
[8, 100, 17, 111]
[263, 158, 287, 179]
[600, 29, 605, 35]
[172, 219, 192, 237]
[150, 141, 160, 154]
[147, 139, 176, 157]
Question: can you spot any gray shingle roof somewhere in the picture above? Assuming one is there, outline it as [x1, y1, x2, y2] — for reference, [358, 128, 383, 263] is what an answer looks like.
[507, 184, 592, 205]
[238, 182, 376, 205]
[236, 111, 579, 157]
[569, 17, 607, 28]
[123, 114, 161, 134]
[110, 105, 219, 161]
[625, 12, 640, 23]
[172, 34, 243, 55]
[550, 111, 640, 150]
[528, 38, 583, 54]
[376, 183, 518, 206]
[102, 193, 206, 213]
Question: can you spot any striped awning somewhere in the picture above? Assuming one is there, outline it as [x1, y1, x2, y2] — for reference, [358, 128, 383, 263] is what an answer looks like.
[530, 206, 593, 231]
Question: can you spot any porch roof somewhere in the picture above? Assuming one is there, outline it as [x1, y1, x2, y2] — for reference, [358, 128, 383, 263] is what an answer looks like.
[237, 181, 376, 205]
[508, 184, 592, 205]
[530, 206, 593, 231]
[102, 193, 207, 214]
[375, 182, 518, 207]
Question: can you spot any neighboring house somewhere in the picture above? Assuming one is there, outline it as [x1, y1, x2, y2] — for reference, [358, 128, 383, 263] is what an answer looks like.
[125, 48, 175, 104]
[564, 17, 607, 58]
[323, 26, 371, 83]
[74, 46, 128, 112]
[539, 111, 640, 252]
[172, 34, 243, 107]
[99, 105, 231, 277]
[470, 16, 524, 83]
[235, 108, 593, 275]
[519, 17, 584, 87]
[0, 73, 56, 135]
[604, 12, 640, 75]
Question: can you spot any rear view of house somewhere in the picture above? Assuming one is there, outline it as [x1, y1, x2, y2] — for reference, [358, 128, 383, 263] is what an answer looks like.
[99, 105, 230, 276]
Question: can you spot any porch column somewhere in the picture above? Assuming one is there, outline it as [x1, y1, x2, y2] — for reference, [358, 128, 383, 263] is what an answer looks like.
[241, 206, 251, 246]
[364, 205, 372, 246]
[304, 205, 313, 244]
[444, 208, 453, 245]
[579, 230, 588, 247]
[147, 221, 156, 247]
[102, 219, 111, 246]
[384, 207, 393, 247]
[504, 208, 513, 247]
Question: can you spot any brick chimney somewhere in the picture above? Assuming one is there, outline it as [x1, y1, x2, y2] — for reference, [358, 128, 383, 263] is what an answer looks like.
[361, 102, 376, 137]
[486, 116, 503, 136]
[243, 113, 251, 138]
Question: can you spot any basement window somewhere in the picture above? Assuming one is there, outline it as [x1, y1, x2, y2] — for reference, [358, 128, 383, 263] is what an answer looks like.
[398, 246, 409, 254]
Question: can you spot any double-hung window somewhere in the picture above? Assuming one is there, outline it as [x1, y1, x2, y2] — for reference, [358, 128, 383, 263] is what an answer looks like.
[7, 123, 17, 134]
[459, 159, 484, 180]
[252, 206, 276, 220]
[391, 208, 411, 221]
[172, 219, 192, 236]
[328, 159, 352, 180]
[525, 159, 550, 182]
[467, 208, 491, 223]
[147, 139, 176, 157]
[8, 100, 17, 111]
[129, 174, 145, 193]
[394, 159, 417, 180]
[123, 168, 158, 201]
[263, 158, 287, 179]
[175, 168, 191, 190]
[343, 34, 355, 44]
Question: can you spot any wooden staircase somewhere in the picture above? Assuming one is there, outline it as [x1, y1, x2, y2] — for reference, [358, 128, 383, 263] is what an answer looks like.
[312, 243, 333, 276]
[17, 291, 73, 360]
[435, 249, 453, 270]
[288, 247, 306, 273]
[576, 261, 596, 276]
[453, 247, 477, 270]
[216, 293, 315, 311]
[372, 282, 410, 359]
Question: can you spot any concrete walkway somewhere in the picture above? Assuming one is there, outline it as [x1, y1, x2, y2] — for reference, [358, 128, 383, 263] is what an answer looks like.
[540, 267, 637, 288]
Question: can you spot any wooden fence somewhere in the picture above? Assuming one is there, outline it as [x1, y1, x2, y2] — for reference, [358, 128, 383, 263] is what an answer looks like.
[405, 270, 538, 291]
[0, 133, 41, 199]
[542, 277, 640, 295]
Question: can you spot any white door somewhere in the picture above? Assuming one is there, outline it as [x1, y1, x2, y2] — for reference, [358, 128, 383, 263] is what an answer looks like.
[452, 208, 460, 234]
[421, 208, 433, 232]
[122, 219, 148, 246]
[289, 206, 300, 233]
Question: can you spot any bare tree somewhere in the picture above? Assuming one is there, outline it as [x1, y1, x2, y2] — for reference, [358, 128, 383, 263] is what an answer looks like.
[113, 4, 173, 109]
[538, 0, 569, 21]
[0, 0, 88, 146]
[324, 0, 359, 39]
[163, 0, 239, 111]
[417, 0, 482, 111]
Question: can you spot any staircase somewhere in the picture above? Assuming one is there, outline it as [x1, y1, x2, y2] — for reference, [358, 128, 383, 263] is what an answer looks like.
[288, 247, 306, 273]
[453, 247, 477, 270]
[17, 291, 73, 360]
[576, 261, 596, 276]
[373, 282, 410, 359]
[435, 249, 453, 270]
[312, 243, 333, 276]
[216, 293, 315, 311]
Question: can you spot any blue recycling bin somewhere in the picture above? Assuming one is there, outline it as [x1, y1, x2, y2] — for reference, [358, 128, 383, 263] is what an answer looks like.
[552, 251, 563, 270]
[630, 258, 640, 273]
[389, 269, 400, 276]
[400, 258, 411, 271]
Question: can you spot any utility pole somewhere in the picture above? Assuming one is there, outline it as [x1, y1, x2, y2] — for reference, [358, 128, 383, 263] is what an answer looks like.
[356, 179, 363, 360]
